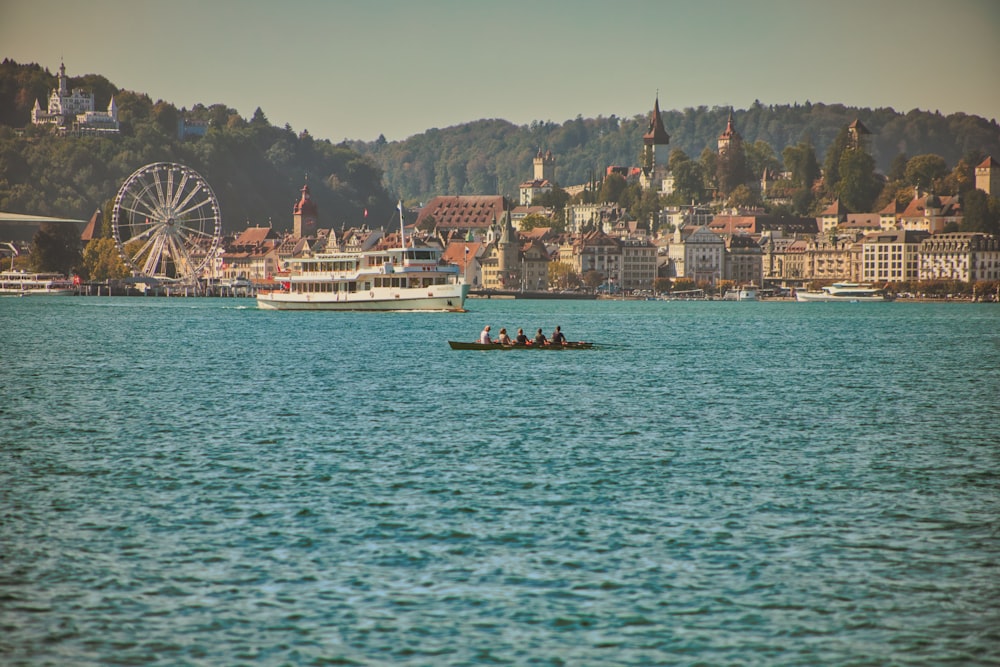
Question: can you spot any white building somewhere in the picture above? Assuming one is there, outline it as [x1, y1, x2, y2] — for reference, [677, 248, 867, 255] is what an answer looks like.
[31, 62, 118, 134]
[861, 230, 928, 284]
[919, 233, 1000, 282]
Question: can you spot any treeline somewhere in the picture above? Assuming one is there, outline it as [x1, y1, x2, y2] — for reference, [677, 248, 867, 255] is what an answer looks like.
[351, 102, 1000, 204]
[0, 59, 395, 231]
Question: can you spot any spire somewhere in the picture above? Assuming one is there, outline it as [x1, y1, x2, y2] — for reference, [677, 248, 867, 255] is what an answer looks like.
[643, 95, 670, 146]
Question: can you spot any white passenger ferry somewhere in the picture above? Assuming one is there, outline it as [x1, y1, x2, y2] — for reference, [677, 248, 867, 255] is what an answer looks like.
[795, 282, 891, 302]
[0, 270, 76, 296]
[256, 243, 468, 311]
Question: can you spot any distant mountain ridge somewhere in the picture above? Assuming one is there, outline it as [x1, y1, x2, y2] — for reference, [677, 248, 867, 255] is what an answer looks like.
[3, 59, 998, 222]
[350, 102, 1000, 203]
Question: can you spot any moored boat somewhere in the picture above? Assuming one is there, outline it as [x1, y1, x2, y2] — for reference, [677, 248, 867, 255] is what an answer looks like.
[449, 341, 594, 350]
[0, 270, 76, 296]
[795, 282, 891, 302]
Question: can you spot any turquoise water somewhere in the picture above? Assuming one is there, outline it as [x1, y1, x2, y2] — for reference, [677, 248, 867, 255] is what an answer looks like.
[1, 296, 999, 666]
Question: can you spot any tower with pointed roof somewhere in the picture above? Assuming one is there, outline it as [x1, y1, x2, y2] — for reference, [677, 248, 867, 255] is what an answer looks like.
[640, 96, 670, 191]
[293, 181, 319, 237]
[717, 110, 742, 156]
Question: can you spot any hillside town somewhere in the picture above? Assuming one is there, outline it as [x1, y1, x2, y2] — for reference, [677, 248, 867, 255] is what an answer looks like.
[6, 71, 1000, 297]
[192, 100, 1000, 296]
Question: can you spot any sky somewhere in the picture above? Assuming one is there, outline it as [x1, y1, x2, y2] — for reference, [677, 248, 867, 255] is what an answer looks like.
[3, 0, 999, 143]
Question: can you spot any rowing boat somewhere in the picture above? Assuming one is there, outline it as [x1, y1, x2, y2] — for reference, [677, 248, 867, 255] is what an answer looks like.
[448, 341, 594, 350]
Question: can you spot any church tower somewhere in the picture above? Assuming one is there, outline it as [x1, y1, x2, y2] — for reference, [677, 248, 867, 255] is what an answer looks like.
[497, 210, 521, 288]
[533, 149, 556, 182]
[641, 96, 670, 185]
[293, 181, 318, 237]
[717, 110, 742, 155]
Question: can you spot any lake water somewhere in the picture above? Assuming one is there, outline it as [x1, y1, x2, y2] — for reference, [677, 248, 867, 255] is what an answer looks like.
[2, 296, 999, 666]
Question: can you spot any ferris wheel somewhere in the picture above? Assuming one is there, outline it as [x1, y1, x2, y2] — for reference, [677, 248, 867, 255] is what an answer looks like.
[111, 162, 222, 281]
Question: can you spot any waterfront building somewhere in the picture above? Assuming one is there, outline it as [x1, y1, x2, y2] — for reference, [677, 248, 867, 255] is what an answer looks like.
[861, 230, 929, 284]
[31, 61, 119, 134]
[562, 230, 623, 287]
[619, 237, 658, 291]
[762, 236, 808, 282]
[975, 156, 999, 196]
[479, 214, 522, 290]
[724, 234, 763, 286]
[709, 214, 818, 237]
[918, 232, 1000, 282]
[682, 226, 726, 286]
[222, 226, 281, 280]
[805, 238, 855, 282]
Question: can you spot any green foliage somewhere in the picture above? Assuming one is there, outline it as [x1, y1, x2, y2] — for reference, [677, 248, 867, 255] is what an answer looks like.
[782, 141, 820, 189]
[960, 189, 1000, 235]
[0, 60, 394, 234]
[81, 237, 129, 280]
[823, 127, 851, 191]
[30, 222, 81, 274]
[904, 154, 948, 191]
[836, 149, 881, 212]
[519, 213, 550, 231]
[547, 261, 580, 290]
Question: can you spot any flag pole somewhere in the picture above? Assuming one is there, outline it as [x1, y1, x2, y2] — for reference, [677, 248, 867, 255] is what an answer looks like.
[397, 201, 406, 251]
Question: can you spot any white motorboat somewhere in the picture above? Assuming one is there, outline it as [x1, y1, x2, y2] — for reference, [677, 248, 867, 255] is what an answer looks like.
[795, 282, 891, 302]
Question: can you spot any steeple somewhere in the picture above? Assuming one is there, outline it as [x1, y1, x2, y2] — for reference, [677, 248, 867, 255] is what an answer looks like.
[641, 95, 670, 182]
[718, 109, 742, 155]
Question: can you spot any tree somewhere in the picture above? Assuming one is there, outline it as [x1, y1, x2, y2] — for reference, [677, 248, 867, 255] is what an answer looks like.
[598, 173, 627, 204]
[783, 141, 820, 189]
[904, 154, 948, 191]
[822, 127, 850, 192]
[837, 149, 881, 212]
[961, 189, 1000, 234]
[745, 140, 780, 182]
[81, 237, 129, 280]
[547, 261, 579, 290]
[716, 140, 748, 197]
[582, 269, 604, 290]
[30, 222, 81, 274]
[727, 184, 762, 210]
[519, 213, 551, 231]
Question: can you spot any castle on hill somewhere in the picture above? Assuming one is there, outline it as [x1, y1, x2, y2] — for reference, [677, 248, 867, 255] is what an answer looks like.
[31, 61, 119, 135]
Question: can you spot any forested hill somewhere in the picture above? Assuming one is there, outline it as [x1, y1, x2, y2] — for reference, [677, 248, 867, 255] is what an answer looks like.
[3, 59, 999, 226]
[350, 103, 1000, 203]
[0, 59, 396, 232]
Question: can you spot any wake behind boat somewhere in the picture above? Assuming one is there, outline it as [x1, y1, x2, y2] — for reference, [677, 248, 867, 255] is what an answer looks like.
[795, 282, 892, 302]
[257, 203, 468, 311]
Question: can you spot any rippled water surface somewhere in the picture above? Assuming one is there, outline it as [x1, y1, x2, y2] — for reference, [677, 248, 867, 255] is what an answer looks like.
[2, 296, 999, 666]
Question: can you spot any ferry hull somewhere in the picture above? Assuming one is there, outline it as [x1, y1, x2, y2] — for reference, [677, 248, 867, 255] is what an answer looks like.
[795, 292, 888, 302]
[257, 285, 468, 311]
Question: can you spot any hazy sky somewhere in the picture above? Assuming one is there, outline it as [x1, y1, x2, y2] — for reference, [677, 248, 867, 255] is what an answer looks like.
[3, 0, 998, 143]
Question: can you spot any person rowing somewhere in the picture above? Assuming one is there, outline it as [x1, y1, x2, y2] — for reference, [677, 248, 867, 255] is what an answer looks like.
[551, 325, 566, 345]
[480, 325, 493, 344]
[497, 328, 512, 345]
[533, 328, 548, 346]
[514, 328, 529, 345]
